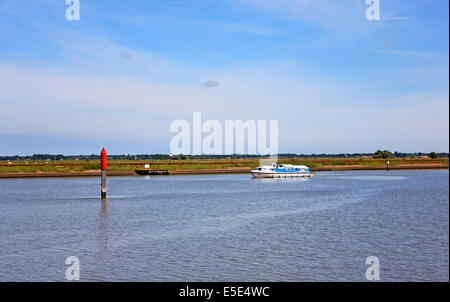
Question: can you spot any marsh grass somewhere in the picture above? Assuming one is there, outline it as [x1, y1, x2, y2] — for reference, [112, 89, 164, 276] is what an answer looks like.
[0, 157, 447, 175]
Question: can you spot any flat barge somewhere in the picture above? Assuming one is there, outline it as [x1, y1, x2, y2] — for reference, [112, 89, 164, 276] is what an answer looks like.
[135, 169, 169, 176]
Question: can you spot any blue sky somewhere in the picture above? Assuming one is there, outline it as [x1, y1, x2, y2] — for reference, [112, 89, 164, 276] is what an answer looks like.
[0, 0, 448, 155]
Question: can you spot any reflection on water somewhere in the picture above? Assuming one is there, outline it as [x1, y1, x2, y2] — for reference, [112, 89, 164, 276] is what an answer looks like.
[335, 175, 407, 181]
[97, 199, 110, 260]
[0, 170, 448, 281]
[252, 177, 310, 183]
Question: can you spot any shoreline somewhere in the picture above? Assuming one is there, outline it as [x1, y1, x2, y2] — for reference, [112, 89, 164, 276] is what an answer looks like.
[0, 165, 448, 179]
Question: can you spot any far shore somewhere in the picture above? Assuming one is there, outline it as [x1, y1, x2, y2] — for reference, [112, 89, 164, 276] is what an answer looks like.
[0, 159, 447, 179]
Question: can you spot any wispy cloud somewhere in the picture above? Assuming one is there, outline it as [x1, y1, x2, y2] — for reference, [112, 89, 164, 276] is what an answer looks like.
[364, 48, 437, 58]
[382, 16, 416, 21]
[235, 0, 368, 32]
[1, 60, 448, 152]
[217, 22, 280, 36]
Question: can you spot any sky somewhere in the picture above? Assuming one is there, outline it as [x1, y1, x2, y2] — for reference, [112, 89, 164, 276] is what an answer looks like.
[0, 0, 448, 155]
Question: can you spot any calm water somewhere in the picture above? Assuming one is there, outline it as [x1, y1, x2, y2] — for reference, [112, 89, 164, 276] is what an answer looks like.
[0, 170, 448, 281]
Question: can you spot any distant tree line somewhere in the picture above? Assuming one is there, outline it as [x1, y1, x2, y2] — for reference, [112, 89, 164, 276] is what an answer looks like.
[0, 151, 447, 161]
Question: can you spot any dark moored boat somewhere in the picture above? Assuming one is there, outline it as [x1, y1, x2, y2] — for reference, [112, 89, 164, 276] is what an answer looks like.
[135, 169, 169, 176]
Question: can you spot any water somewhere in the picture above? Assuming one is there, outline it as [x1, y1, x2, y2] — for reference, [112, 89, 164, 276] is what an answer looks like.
[0, 170, 448, 281]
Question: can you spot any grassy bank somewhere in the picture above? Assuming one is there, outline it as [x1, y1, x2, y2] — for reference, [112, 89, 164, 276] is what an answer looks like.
[0, 157, 448, 178]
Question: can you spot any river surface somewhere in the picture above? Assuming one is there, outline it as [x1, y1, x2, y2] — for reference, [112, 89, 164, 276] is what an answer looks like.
[0, 170, 448, 281]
